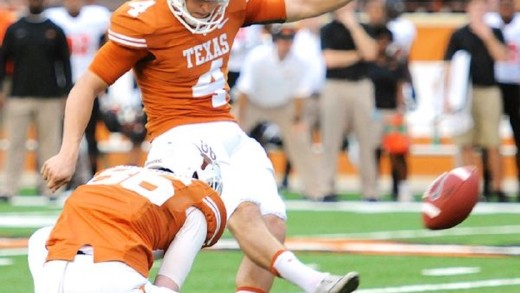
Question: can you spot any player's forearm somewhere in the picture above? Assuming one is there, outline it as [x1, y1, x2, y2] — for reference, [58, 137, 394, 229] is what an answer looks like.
[59, 71, 106, 159]
[156, 208, 207, 290]
[60, 93, 93, 159]
[285, 0, 353, 22]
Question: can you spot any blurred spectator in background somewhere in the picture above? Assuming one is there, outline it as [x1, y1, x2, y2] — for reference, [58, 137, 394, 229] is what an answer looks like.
[485, 0, 520, 202]
[274, 16, 326, 191]
[385, 0, 417, 111]
[227, 25, 265, 93]
[443, 0, 508, 202]
[320, 1, 378, 201]
[0, 1, 17, 112]
[236, 25, 326, 200]
[386, 0, 416, 54]
[364, 0, 412, 201]
[46, 0, 110, 187]
[293, 16, 327, 140]
[367, 25, 411, 201]
[0, 0, 72, 202]
[99, 71, 147, 166]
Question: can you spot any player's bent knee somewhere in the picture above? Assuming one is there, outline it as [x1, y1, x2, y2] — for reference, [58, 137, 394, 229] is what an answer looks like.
[262, 215, 286, 242]
[228, 202, 262, 228]
[28, 226, 54, 292]
[28, 226, 53, 266]
[28, 226, 53, 249]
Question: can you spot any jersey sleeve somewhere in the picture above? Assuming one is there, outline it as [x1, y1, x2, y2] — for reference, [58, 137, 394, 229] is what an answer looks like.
[244, 0, 287, 25]
[192, 182, 227, 248]
[89, 42, 148, 85]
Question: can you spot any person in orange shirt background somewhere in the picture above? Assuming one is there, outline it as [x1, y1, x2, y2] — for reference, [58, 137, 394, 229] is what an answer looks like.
[40, 0, 361, 292]
[28, 142, 227, 293]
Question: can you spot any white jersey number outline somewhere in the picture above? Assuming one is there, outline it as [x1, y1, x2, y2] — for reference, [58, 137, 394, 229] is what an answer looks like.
[193, 58, 227, 108]
[89, 167, 174, 206]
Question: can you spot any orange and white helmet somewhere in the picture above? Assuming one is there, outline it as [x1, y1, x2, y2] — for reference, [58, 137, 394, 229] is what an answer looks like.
[167, 0, 229, 34]
[145, 141, 223, 195]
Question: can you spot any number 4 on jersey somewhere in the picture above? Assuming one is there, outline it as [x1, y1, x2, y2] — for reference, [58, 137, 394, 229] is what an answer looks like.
[193, 58, 227, 108]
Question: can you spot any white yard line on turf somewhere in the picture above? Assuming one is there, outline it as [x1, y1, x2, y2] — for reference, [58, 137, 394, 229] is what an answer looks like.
[421, 267, 481, 276]
[285, 200, 520, 214]
[0, 214, 57, 228]
[211, 239, 520, 256]
[0, 258, 13, 266]
[312, 225, 520, 240]
[356, 278, 520, 293]
[5, 196, 520, 213]
[0, 248, 28, 256]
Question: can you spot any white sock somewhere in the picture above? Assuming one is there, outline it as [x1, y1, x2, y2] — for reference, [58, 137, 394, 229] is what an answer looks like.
[272, 251, 327, 293]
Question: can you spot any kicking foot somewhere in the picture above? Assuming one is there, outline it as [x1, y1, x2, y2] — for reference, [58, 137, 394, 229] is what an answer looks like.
[314, 272, 359, 293]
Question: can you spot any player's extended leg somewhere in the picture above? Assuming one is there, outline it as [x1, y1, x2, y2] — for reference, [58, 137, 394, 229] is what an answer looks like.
[233, 212, 286, 292]
[228, 202, 359, 293]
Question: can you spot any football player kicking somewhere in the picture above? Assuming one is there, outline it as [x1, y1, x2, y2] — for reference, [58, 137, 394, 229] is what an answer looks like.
[29, 143, 226, 293]
[41, 0, 360, 292]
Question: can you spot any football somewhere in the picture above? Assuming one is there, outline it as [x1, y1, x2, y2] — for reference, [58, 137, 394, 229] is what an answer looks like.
[421, 166, 480, 230]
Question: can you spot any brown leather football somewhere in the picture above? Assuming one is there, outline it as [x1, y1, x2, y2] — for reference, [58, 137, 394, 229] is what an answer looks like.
[422, 166, 480, 230]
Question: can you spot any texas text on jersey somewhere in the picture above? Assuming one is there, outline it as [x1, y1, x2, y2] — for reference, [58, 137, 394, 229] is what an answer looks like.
[89, 0, 286, 139]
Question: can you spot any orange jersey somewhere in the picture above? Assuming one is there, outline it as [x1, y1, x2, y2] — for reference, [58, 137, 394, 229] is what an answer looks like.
[89, 0, 286, 139]
[46, 166, 226, 277]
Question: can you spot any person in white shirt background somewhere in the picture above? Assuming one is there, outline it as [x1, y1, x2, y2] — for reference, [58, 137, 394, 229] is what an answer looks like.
[227, 25, 266, 93]
[235, 25, 327, 201]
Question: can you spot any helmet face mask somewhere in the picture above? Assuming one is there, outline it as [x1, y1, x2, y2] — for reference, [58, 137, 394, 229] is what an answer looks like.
[145, 141, 224, 195]
[168, 0, 229, 34]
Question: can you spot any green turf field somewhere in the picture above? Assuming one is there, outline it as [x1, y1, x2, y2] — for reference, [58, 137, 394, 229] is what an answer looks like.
[0, 200, 519, 292]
